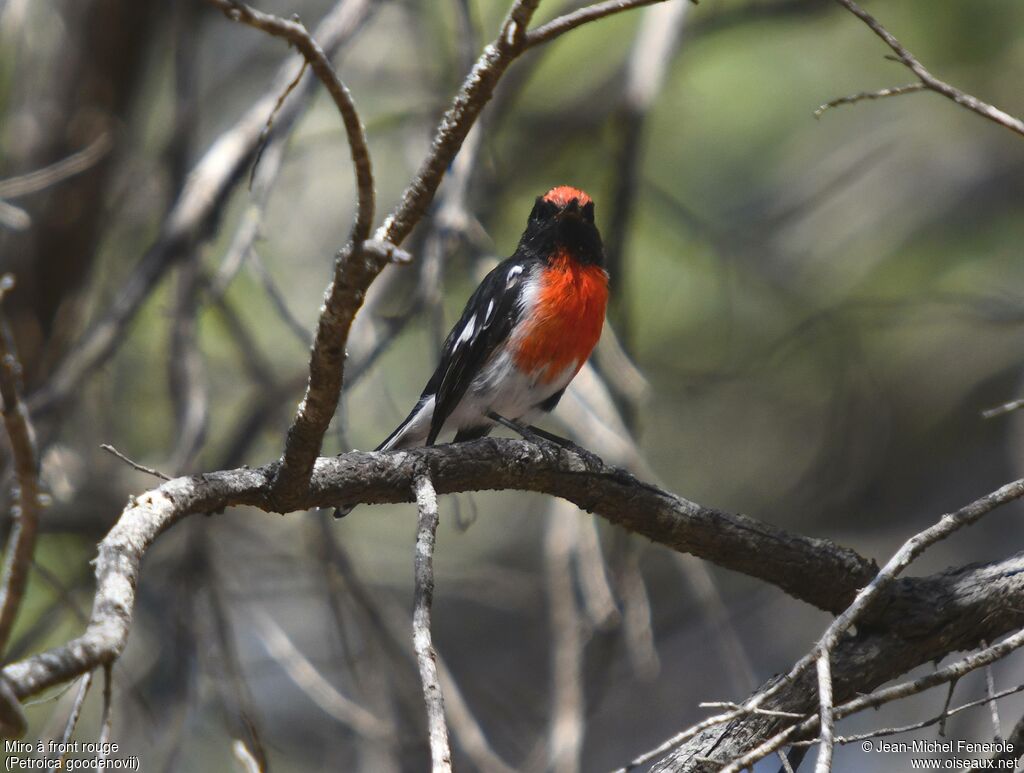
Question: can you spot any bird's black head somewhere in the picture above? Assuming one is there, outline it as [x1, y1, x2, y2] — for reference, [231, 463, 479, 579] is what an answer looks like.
[519, 186, 604, 266]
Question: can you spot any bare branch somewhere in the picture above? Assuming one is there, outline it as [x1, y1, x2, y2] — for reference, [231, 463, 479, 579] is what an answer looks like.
[813, 82, 925, 118]
[546, 502, 585, 773]
[813, 654, 833, 773]
[252, 608, 390, 738]
[971, 709, 1024, 771]
[99, 444, 171, 481]
[721, 629, 1024, 773]
[206, 0, 374, 242]
[984, 650, 1002, 741]
[525, 0, 672, 49]
[98, 663, 112, 751]
[0, 275, 44, 656]
[982, 397, 1024, 420]
[312, 519, 515, 772]
[812, 680, 1024, 747]
[0, 134, 112, 200]
[694, 629, 1024, 773]
[46, 673, 93, 773]
[374, 0, 544, 248]
[3, 436, 1023, 750]
[638, 473, 1024, 771]
[412, 473, 451, 772]
[832, 0, 1024, 138]
[27, 0, 375, 418]
[0, 436, 843, 699]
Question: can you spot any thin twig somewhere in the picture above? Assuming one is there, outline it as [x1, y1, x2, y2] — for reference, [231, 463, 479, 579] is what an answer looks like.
[0, 274, 43, 655]
[970, 708, 1024, 771]
[412, 473, 451, 772]
[525, 0, 670, 48]
[98, 663, 113, 756]
[699, 702, 804, 720]
[311, 522, 515, 773]
[232, 740, 262, 773]
[982, 397, 1024, 419]
[46, 673, 93, 773]
[795, 679, 1024, 746]
[249, 60, 308, 190]
[100, 444, 171, 481]
[638, 476, 1024, 772]
[0, 133, 113, 199]
[247, 248, 313, 347]
[938, 677, 958, 737]
[204, 553, 269, 772]
[984, 648, 1003, 741]
[832, 0, 1024, 138]
[206, 0, 374, 242]
[546, 502, 586, 773]
[168, 255, 209, 474]
[720, 629, 1024, 772]
[252, 608, 389, 738]
[814, 82, 925, 118]
[814, 653, 834, 773]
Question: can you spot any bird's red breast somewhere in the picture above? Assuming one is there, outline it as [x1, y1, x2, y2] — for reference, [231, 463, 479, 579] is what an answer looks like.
[513, 249, 608, 384]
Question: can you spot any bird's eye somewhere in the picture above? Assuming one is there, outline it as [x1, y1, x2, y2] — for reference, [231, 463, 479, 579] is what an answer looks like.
[581, 201, 595, 223]
[531, 197, 558, 222]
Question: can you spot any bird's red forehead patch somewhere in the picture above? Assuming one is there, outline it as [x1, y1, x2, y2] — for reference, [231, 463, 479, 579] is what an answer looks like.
[543, 185, 592, 208]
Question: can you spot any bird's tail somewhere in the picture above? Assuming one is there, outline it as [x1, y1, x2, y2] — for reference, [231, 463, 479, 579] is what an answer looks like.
[333, 401, 429, 518]
[375, 397, 431, 452]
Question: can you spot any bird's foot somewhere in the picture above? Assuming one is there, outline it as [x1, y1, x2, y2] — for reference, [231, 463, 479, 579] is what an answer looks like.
[487, 412, 602, 468]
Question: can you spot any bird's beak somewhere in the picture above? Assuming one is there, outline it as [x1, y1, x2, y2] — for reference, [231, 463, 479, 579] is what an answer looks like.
[555, 199, 583, 221]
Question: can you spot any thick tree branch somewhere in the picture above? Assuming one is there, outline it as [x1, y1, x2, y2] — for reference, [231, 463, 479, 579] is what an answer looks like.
[645, 553, 1024, 771]
[2, 437, 1022, 722]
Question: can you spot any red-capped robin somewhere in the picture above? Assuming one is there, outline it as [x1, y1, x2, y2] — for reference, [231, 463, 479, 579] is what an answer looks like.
[376, 185, 608, 451]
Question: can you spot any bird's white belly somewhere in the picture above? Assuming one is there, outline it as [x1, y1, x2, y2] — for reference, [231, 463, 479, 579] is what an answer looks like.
[444, 350, 577, 435]
[380, 351, 578, 449]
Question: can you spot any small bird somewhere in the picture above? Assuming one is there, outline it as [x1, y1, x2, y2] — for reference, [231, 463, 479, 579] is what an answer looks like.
[377, 185, 608, 452]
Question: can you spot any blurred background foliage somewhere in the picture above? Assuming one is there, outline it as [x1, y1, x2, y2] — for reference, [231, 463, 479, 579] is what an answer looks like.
[1, 0, 1024, 770]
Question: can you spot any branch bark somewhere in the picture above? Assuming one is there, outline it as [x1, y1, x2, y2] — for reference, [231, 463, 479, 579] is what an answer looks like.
[1, 437, 1019, 718]
[412, 474, 451, 772]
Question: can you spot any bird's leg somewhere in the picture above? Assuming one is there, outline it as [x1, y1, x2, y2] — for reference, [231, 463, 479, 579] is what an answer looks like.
[487, 411, 542, 442]
[487, 412, 602, 467]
